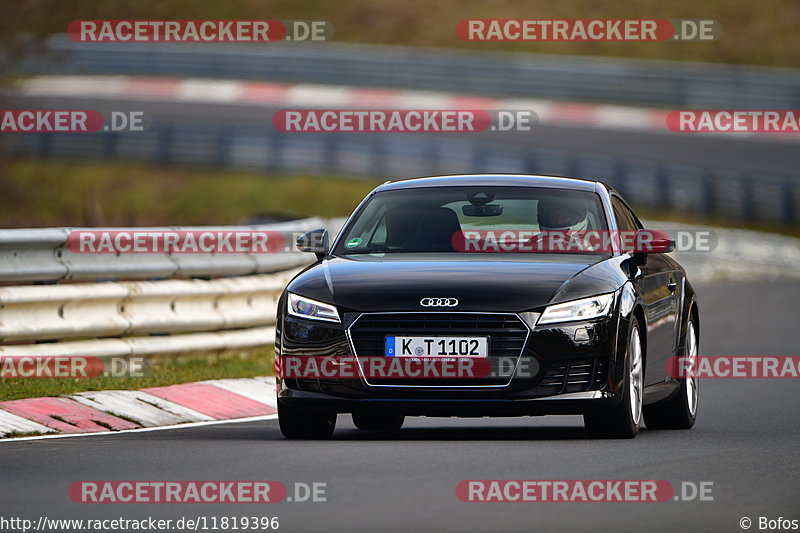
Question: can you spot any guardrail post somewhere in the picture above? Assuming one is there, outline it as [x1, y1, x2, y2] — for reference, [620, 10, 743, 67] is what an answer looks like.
[37, 132, 51, 159]
[323, 134, 340, 175]
[703, 171, 717, 219]
[471, 144, 487, 173]
[612, 159, 629, 196]
[740, 176, 753, 223]
[524, 152, 539, 175]
[424, 137, 438, 175]
[266, 129, 284, 173]
[156, 124, 172, 165]
[783, 180, 796, 226]
[216, 126, 232, 168]
[102, 131, 118, 160]
[566, 155, 581, 178]
[370, 136, 387, 176]
[656, 165, 671, 212]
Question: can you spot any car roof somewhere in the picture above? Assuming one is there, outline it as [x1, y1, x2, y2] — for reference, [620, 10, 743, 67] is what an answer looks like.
[376, 174, 603, 193]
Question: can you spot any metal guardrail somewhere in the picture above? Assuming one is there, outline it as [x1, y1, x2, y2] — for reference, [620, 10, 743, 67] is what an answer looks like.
[0, 218, 346, 359]
[0, 272, 294, 342]
[10, 35, 800, 108]
[0, 217, 335, 283]
[4, 123, 798, 227]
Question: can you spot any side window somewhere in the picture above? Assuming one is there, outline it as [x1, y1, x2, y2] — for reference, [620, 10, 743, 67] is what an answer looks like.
[611, 197, 641, 232]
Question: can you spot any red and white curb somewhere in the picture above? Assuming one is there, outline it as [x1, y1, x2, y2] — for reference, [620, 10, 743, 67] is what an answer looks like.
[0, 376, 277, 440]
[15, 74, 770, 140]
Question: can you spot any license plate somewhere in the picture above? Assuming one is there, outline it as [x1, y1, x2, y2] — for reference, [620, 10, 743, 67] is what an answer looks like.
[385, 336, 489, 358]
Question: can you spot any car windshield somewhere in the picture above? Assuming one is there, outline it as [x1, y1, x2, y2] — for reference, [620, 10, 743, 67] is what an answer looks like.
[333, 186, 610, 257]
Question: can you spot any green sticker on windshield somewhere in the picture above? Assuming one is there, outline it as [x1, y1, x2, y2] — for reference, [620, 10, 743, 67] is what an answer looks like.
[346, 238, 362, 248]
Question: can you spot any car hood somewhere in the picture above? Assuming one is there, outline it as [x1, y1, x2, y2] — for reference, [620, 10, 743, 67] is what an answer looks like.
[286, 254, 623, 313]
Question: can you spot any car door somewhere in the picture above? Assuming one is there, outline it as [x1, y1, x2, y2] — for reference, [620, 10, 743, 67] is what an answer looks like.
[611, 196, 680, 386]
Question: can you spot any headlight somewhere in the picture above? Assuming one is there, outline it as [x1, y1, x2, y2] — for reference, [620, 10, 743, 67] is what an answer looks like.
[287, 292, 341, 323]
[538, 293, 614, 325]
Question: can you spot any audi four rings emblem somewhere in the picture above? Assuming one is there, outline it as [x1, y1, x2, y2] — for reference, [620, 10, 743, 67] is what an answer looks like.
[420, 298, 459, 307]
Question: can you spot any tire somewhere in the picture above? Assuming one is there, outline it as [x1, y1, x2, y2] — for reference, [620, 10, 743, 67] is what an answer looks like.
[584, 316, 643, 439]
[278, 402, 336, 439]
[352, 411, 405, 431]
[644, 317, 698, 430]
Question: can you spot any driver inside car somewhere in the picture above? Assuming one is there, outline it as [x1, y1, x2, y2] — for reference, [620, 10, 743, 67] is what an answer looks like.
[530, 197, 597, 253]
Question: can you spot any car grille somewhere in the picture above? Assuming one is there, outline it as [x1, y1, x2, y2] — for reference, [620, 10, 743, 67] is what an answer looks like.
[348, 312, 529, 387]
[537, 358, 609, 394]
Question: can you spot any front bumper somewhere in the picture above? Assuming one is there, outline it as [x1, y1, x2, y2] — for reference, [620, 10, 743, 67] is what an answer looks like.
[276, 308, 626, 417]
[277, 388, 619, 416]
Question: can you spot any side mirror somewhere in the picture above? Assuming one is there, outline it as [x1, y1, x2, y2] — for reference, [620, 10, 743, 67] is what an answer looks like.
[296, 228, 329, 260]
[632, 229, 675, 254]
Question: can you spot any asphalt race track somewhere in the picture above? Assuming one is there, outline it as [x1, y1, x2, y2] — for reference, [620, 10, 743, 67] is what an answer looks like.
[2, 280, 798, 533]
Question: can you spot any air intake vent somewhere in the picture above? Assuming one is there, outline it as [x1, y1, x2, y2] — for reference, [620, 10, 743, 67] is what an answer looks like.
[537, 358, 609, 394]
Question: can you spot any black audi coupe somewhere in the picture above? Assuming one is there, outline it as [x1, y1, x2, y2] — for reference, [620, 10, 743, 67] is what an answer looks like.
[275, 174, 699, 439]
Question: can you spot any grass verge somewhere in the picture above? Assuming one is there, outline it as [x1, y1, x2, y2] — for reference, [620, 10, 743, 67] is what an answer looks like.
[1, 158, 796, 237]
[0, 159, 382, 228]
[0, 347, 274, 402]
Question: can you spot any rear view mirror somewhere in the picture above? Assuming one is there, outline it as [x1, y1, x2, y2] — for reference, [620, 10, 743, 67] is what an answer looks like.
[462, 204, 503, 217]
[296, 228, 329, 260]
[632, 229, 675, 254]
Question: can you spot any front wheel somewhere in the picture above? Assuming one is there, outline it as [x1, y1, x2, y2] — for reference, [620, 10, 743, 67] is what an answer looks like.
[644, 317, 698, 429]
[584, 317, 643, 439]
[278, 402, 336, 439]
